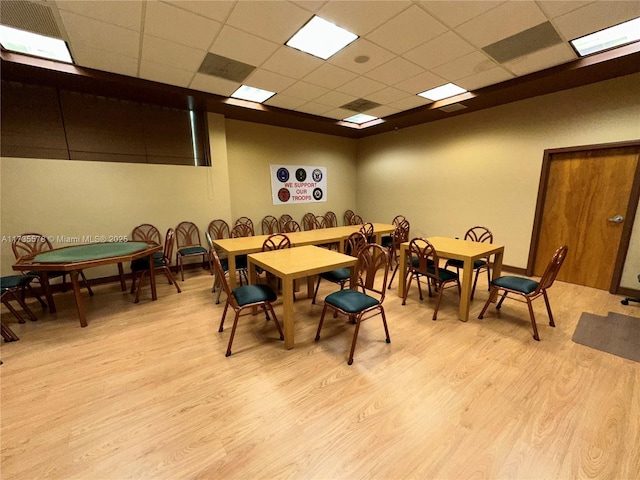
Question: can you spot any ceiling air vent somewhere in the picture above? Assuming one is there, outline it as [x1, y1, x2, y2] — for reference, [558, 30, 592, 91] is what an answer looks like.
[340, 98, 381, 112]
[439, 103, 467, 113]
[197, 53, 255, 83]
[0, 1, 62, 38]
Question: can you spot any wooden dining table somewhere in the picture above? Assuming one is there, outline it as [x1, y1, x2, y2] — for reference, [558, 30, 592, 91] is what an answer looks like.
[398, 237, 504, 322]
[12, 241, 162, 327]
[213, 223, 394, 290]
[247, 245, 358, 349]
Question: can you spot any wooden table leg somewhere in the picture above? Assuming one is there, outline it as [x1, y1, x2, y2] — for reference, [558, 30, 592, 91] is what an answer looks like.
[458, 259, 473, 322]
[282, 277, 295, 349]
[227, 254, 237, 290]
[70, 270, 88, 327]
[117, 263, 126, 291]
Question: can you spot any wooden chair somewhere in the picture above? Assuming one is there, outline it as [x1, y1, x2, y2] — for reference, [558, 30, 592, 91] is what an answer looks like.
[386, 219, 410, 289]
[314, 215, 328, 229]
[205, 231, 246, 304]
[175, 221, 212, 281]
[478, 245, 568, 341]
[260, 233, 291, 291]
[351, 214, 364, 225]
[278, 214, 293, 232]
[402, 238, 460, 320]
[315, 243, 391, 365]
[131, 224, 161, 245]
[343, 209, 355, 226]
[282, 220, 301, 233]
[311, 232, 367, 304]
[261, 215, 280, 235]
[234, 217, 255, 236]
[130, 228, 181, 303]
[12, 232, 92, 308]
[324, 211, 338, 228]
[207, 219, 230, 243]
[382, 215, 406, 247]
[302, 212, 316, 231]
[1, 318, 20, 342]
[212, 249, 284, 357]
[1, 275, 40, 325]
[445, 226, 493, 300]
[359, 222, 374, 243]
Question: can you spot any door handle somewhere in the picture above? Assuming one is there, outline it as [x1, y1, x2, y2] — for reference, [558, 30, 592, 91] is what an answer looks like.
[607, 215, 624, 223]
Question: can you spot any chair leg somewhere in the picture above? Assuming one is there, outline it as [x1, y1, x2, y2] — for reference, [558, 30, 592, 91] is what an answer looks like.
[79, 270, 94, 296]
[25, 284, 47, 309]
[6, 289, 37, 322]
[471, 268, 480, 300]
[315, 303, 330, 340]
[526, 298, 540, 341]
[542, 290, 555, 327]
[1, 320, 19, 342]
[380, 307, 391, 344]
[134, 271, 147, 304]
[486, 265, 491, 291]
[347, 313, 363, 365]
[218, 300, 230, 332]
[311, 276, 322, 304]
[2, 297, 27, 324]
[163, 268, 181, 294]
[387, 263, 399, 290]
[401, 273, 414, 305]
[416, 275, 424, 300]
[496, 291, 508, 309]
[478, 286, 499, 319]
[225, 310, 242, 356]
[432, 282, 445, 321]
[267, 304, 284, 340]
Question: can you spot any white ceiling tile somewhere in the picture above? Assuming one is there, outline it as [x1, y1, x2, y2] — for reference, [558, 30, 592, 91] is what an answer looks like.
[317, 1, 411, 36]
[142, 35, 205, 71]
[225, 1, 310, 43]
[190, 73, 239, 96]
[502, 43, 576, 77]
[394, 70, 448, 94]
[364, 57, 424, 86]
[365, 5, 448, 54]
[366, 87, 413, 104]
[324, 107, 356, 120]
[366, 104, 401, 118]
[60, 11, 140, 58]
[144, 1, 222, 50]
[302, 63, 358, 89]
[139, 60, 193, 87]
[290, 1, 328, 14]
[314, 91, 358, 108]
[265, 94, 309, 110]
[244, 69, 297, 92]
[552, 1, 640, 41]
[389, 95, 431, 110]
[403, 31, 475, 69]
[328, 39, 395, 74]
[418, 1, 505, 28]
[431, 51, 498, 81]
[456, 66, 513, 90]
[280, 81, 330, 101]
[164, 1, 235, 22]
[56, 0, 143, 31]
[536, 1, 592, 19]
[210, 26, 279, 67]
[455, 1, 548, 47]
[71, 44, 139, 77]
[336, 76, 386, 97]
[261, 47, 324, 79]
[296, 102, 334, 116]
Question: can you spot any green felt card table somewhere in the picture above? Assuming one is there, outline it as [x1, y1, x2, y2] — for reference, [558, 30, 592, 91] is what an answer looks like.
[12, 241, 162, 327]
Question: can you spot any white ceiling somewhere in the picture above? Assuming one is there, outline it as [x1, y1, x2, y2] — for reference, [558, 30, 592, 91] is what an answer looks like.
[23, 1, 640, 122]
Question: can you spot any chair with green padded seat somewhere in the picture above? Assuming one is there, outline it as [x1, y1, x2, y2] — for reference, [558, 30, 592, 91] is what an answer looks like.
[211, 249, 284, 357]
[315, 243, 391, 365]
[324, 211, 338, 228]
[359, 222, 374, 243]
[282, 220, 301, 233]
[175, 221, 212, 281]
[478, 245, 568, 341]
[311, 232, 367, 305]
[381, 214, 407, 248]
[130, 228, 181, 303]
[1, 274, 41, 326]
[386, 219, 410, 289]
[402, 238, 460, 320]
[12, 232, 92, 308]
[444, 226, 493, 300]
[278, 214, 293, 232]
[343, 210, 355, 226]
[234, 217, 255, 236]
[302, 212, 316, 231]
[261, 215, 280, 235]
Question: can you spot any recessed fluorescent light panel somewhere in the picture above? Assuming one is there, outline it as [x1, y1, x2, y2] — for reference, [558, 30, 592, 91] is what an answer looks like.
[286, 16, 358, 60]
[418, 83, 467, 102]
[0, 25, 72, 63]
[231, 85, 275, 103]
[343, 113, 378, 125]
[571, 16, 640, 56]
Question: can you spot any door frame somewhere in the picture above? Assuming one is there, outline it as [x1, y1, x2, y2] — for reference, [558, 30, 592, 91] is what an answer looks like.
[527, 140, 640, 293]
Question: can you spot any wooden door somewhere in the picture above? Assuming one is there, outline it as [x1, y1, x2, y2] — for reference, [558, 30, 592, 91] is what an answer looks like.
[534, 147, 639, 290]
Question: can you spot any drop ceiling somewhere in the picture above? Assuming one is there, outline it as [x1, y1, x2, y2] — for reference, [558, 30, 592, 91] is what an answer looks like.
[1, 0, 640, 138]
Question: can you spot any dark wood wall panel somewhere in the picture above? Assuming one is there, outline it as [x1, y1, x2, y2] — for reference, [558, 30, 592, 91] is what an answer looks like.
[1, 81, 69, 159]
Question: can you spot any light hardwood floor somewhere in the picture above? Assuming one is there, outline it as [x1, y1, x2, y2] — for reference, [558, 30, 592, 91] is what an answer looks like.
[1, 267, 639, 480]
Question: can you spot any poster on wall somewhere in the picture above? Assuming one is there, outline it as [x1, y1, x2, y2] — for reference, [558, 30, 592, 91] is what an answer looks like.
[270, 165, 327, 205]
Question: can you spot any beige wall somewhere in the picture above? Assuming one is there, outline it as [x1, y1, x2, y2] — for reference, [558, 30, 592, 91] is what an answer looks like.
[224, 119, 357, 228]
[356, 72, 640, 288]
